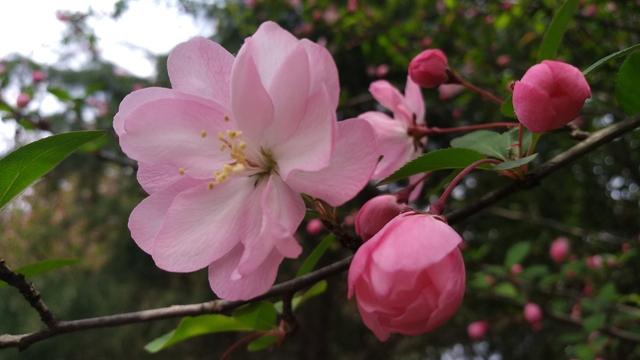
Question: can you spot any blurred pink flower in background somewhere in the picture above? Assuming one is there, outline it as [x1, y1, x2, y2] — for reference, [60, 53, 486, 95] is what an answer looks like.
[438, 84, 464, 101]
[524, 302, 543, 329]
[16, 93, 31, 108]
[31, 70, 46, 82]
[115, 22, 378, 300]
[586, 255, 603, 269]
[513, 60, 591, 132]
[305, 218, 324, 235]
[348, 212, 465, 341]
[550, 237, 570, 263]
[467, 320, 489, 340]
[511, 263, 523, 275]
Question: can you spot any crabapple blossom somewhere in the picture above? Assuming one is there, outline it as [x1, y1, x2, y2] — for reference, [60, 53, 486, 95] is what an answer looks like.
[16, 93, 30, 108]
[467, 320, 489, 340]
[524, 302, 543, 325]
[348, 212, 465, 341]
[114, 22, 378, 300]
[305, 218, 324, 235]
[513, 60, 591, 132]
[409, 49, 449, 88]
[32, 70, 46, 82]
[359, 77, 425, 180]
[550, 237, 570, 263]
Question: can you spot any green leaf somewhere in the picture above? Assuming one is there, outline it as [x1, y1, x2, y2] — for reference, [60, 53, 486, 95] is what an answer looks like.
[0, 258, 79, 289]
[247, 335, 278, 352]
[615, 51, 640, 115]
[583, 43, 640, 76]
[292, 280, 327, 311]
[583, 313, 606, 333]
[494, 282, 519, 299]
[0, 102, 12, 113]
[0, 131, 106, 210]
[504, 242, 531, 268]
[450, 130, 509, 160]
[47, 86, 73, 102]
[232, 301, 278, 331]
[521, 265, 549, 280]
[493, 154, 538, 171]
[500, 95, 516, 118]
[145, 301, 277, 353]
[504, 127, 533, 159]
[296, 234, 335, 277]
[537, 0, 579, 60]
[384, 148, 486, 183]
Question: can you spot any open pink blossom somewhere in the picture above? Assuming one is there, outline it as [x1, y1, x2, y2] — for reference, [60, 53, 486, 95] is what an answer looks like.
[348, 212, 465, 341]
[359, 77, 425, 181]
[114, 22, 378, 301]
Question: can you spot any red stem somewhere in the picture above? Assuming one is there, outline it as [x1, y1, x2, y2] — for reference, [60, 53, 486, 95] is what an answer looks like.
[430, 158, 501, 215]
[447, 69, 504, 105]
[413, 122, 519, 136]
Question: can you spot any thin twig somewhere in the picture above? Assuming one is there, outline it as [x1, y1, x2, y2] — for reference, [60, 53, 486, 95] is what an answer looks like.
[0, 260, 57, 329]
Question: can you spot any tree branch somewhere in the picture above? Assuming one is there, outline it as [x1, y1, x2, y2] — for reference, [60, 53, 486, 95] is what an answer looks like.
[1, 116, 639, 350]
[0, 260, 57, 329]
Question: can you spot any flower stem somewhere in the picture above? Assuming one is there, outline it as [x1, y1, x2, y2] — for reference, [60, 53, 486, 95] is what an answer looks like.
[430, 158, 501, 215]
[412, 122, 519, 136]
[447, 69, 504, 105]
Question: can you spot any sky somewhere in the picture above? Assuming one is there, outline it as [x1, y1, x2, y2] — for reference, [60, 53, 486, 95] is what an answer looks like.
[0, 0, 212, 154]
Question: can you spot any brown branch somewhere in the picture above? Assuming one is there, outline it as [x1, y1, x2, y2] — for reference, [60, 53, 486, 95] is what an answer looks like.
[0, 257, 351, 350]
[1, 117, 639, 350]
[0, 260, 57, 329]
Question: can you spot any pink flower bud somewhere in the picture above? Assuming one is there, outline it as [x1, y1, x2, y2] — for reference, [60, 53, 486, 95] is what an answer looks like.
[409, 49, 449, 88]
[305, 218, 324, 235]
[467, 320, 489, 340]
[513, 60, 591, 132]
[16, 93, 31, 108]
[355, 195, 403, 241]
[586, 255, 603, 269]
[32, 70, 46, 82]
[511, 263, 523, 275]
[375, 64, 389, 78]
[550, 237, 570, 263]
[348, 212, 465, 341]
[524, 302, 543, 324]
[347, 0, 358, 12]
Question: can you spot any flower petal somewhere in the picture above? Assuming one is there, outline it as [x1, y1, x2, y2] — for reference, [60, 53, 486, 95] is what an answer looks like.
[236, 175, 305, 276]
[128, 177, 202, 254]
[167, 37, 234, 107]
[118, 96, 233, 178]
[230, 39, 275, 146]
[300, 39, 340, 108]
[403, 76, 425, 124]
[262, 43, 311, 146]
[513, 81, 557, 132]
[273, 86, 336, 178]
[248, 21, 299, 89]
[284, 118, 378, 207]
[208, 245, 283, 301]
[151, 177, 258, 272]
[136, 162, 183, 194]
[359, 111, 414, 180]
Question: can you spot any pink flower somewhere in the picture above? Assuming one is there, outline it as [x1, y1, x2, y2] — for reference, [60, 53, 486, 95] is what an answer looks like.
[513, 60, 591, 132]
[550, 237, 570, 263]
[355, 195, 404, 241]
[467, 320, 489, 340]
[524, 302, 543, 324]
[32, 70, 46, 82]
[359, 77, 425, 180]
[511, 263, 523, 275]
[16, 93, 31, 108]
[348, 212, 465, 341]
[305, 218, 324, 235]
[409, 49, 449, 88]
[347, 0, 358, 12]
[586, 255, 603, 269]
[114, 22, 378, 301]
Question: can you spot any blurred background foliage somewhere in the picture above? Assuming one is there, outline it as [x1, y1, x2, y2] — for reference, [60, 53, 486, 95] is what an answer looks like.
[1, 0, 639, 359]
